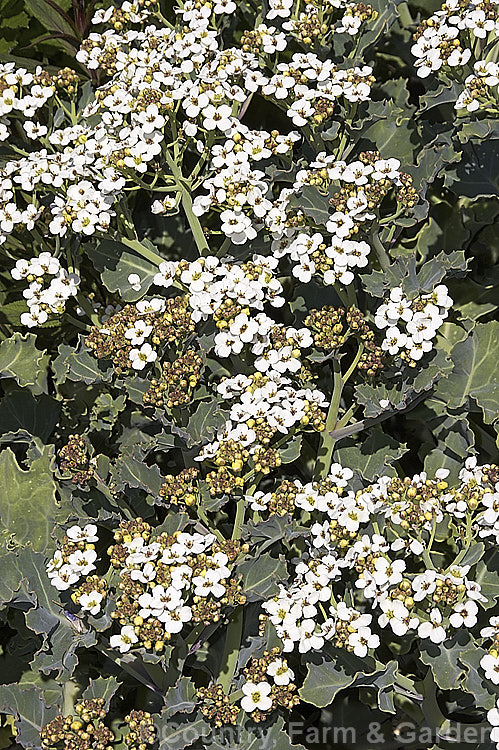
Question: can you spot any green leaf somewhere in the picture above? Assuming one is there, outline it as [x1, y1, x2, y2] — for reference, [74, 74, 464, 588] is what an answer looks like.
[418, 82, 461, 112]
[185, 400, 228, 447]
[0, 446, 60, 552]
[360, 100, 417, 163]
[435, 321, 499, 423]
[162, 677, 197, 718]
[419, 630, 470, 690]
[86, 238, 164, 302]
[158, 712, 211, 750]
[111, 451, 163, 497]
[82, 677, 121, 709]
[299, 649, 376, 707]
[335, 428, 408, 480]
[287, 184, 336, 226]
[53, 341, 112, 385]
[0, 685, 57, 748]
[207, 716, 306, 750]
[279, 433, 302, 463]
[0, 333, 47, 389]
[25, 0, 76, 37]
[415, 250, 467, 293]
[237, 552, 287, 600]
[460, 648, 499, 709]
[0, 391, 60, 442]
[475, 549, 499, 609]
[7, 548, 96, 679]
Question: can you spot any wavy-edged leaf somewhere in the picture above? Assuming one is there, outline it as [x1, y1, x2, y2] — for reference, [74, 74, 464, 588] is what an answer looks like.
[335, 428, 407, 481]
[460, 647, 498, 709]
[299, 649, 376, 707]
[237, 552, 287, 601]
[0, 684, 57, 749]
[206, 716, 306, 750]
[0, 446, 60, 552]
[158, 711, 211, 750]
[420, 630, 470, 690]
[436, 321, 499, 423]
[111, 451, 163, 497]
[162, 677, 197, 718]
[53, 341, 112, 385]
[185, 400, 228, 447]
[82, 677, 121, 709]
[0, 333, 47, 389]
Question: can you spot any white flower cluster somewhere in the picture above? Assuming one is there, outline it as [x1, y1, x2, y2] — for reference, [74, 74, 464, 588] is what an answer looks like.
[480, 616, 499, 684]
[154, 254, 285, 321]
[47, 524, 99, 597]
[411, 0, 499, 78]
[196, 372, 328, 460]
[194, 148, 404, 289]
[263, 461, 495, 655]
[259, 56, 373, 127]
[241, 657, 295, 713]
[109, 531, 227, 652]
[0, 63, 55, 142]
[10, 252, 80, 327]
[455, 60, 499, 112]
[374, 284, 453, 362]
[215, 315, 312, 369]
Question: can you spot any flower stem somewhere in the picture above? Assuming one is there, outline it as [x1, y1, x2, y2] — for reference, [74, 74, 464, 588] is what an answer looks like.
[218, 605, 244, 693]
[314, 359, 342, 479]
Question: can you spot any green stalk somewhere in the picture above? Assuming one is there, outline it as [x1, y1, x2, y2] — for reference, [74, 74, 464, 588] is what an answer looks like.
[218, 606, 244, 693]
[342, 343, 364, 385]
[231, 497, 246, 541]
[314, 359, 343, 480]
[62, 681, 80, 716]
[372, 231, 391, 272]
[165, 151, 209, 255]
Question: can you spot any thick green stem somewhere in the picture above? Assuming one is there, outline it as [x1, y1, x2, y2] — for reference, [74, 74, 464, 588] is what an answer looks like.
[373, 232, 391, 272]
[315, 359, 343, 480]
[62, 681, 80, 716]
[232, 496, 246, 540]
[165, 151, 209, 255]
[218, 606, 244, 693]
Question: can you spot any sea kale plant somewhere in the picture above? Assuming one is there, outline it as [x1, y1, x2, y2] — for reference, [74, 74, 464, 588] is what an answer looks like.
[0, 0, 499, 748]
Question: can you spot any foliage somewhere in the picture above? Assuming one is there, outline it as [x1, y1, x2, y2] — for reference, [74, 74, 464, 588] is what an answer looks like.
[0, 1, 498, 749]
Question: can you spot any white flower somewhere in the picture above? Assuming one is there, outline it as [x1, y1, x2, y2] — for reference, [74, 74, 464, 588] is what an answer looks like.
[129, 343, 157, 370]
[267, 658, 294, 685]
[449, 600, 478, 629]
[110, 625, 138, 653]
[79, 591, 103, 615]
[480, 654, 499, 685]
[66, 524, 98, 543]
[418, 609, 447, 644]
[241, 681, 272, 713]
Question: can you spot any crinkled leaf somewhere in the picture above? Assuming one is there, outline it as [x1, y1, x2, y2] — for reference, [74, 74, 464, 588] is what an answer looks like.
[0, 684, 57, 749]
[185, 400, 228, 447]
[436, 321, 499, 423]
[157, 711, 211, 750]
[419, 630, 470, 691]
[0, 333, 47, 389]
[335, 428, 408, 480]
[82, 677, 121, 709]
[53, 341, 112, 386]
[299, 649, 377, 707]
[237, 552, 287, 601]
[162, 677, 197, 718]
[0, 446, 60, 552]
